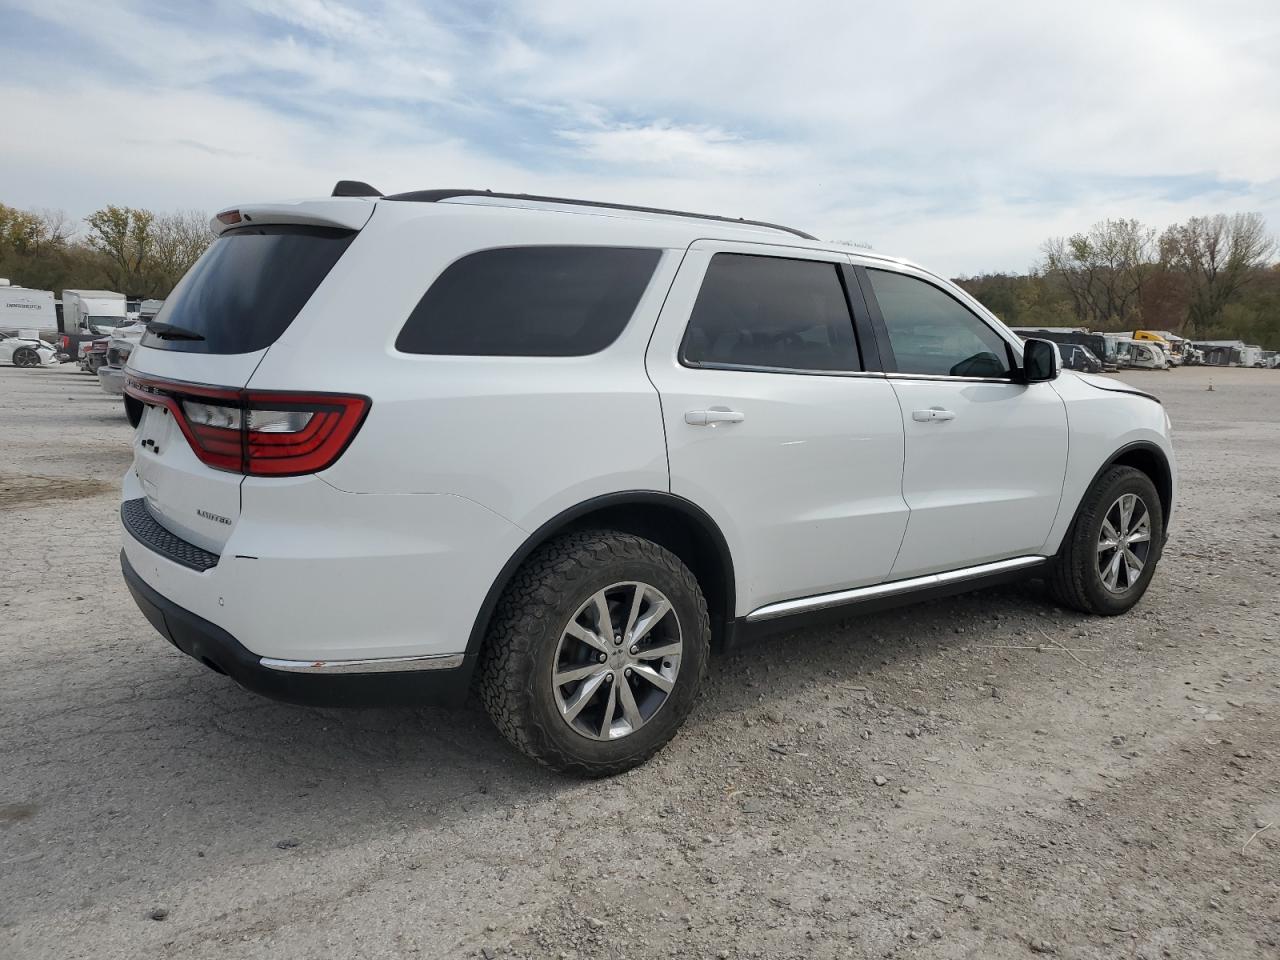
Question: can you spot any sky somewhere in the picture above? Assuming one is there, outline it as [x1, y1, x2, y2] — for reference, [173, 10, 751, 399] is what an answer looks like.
[1, 0, 1278, 276]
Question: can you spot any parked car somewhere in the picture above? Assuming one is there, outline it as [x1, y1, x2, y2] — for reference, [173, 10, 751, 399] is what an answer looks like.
[0, 329, 59, 367]
[1059, 342, 1103, 373]
[1010, 327, 1119, 371]
[119, 184, 1176, 776]
[97, 322, 147, 395]
[79, 337, 110, 374]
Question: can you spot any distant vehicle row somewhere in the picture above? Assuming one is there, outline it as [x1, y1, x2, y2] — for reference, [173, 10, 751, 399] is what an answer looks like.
[1009, 328, 1277, 371]
[0, 280, 162, 365]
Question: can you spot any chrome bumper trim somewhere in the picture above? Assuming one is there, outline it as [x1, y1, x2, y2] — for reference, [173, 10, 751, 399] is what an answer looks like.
[259, 653, 466, 674]
[745, 556, 1046, 622]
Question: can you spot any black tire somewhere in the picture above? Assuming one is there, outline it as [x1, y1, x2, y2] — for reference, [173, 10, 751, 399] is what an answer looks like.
[13, 347, 39, 368]
[1048, 465, 1164, 615]
[479, 529, 710, 777]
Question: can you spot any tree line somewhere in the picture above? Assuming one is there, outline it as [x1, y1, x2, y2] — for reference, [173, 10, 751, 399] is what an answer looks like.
[955, 213, 1279, 348]
[0, 202, 212, 300]
[3, 199, 1276, 348]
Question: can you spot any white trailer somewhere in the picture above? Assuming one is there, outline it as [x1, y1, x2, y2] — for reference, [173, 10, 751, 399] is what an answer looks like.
[0, 281, 58, 335]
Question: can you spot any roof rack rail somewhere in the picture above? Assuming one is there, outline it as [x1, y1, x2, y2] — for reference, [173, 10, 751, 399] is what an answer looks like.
[380, 188, 818, 241]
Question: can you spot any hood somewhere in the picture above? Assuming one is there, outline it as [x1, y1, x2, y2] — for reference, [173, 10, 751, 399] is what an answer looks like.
[1070, 371, 1160, 404]
[2, 335, 49, 347]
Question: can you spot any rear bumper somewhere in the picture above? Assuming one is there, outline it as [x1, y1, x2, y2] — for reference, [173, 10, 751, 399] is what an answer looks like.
[98, 364, 126, 394]
[121, 550, 473, 707]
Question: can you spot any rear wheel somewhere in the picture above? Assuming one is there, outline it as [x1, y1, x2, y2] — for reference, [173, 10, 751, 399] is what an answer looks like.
[479, 530, 710, 777]
[12, 347, 40, 368]
[1049, 466, 1163, 615]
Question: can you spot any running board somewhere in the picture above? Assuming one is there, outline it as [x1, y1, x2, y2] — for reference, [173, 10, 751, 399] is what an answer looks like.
[259, 652, 465, 674]
[745, 556, 1047, 623]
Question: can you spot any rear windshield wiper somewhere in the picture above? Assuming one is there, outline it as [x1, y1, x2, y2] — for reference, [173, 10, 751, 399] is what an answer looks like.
[147, 321, 205, 341]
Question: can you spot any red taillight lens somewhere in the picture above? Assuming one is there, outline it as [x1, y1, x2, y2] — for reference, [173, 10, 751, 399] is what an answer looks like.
[125, 376, 369, 477]
[60, 335, 70, 349]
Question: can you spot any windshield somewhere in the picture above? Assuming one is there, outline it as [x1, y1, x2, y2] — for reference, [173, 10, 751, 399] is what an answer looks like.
[87, 316, 124, 334]
[1079, 346, 1099, 362]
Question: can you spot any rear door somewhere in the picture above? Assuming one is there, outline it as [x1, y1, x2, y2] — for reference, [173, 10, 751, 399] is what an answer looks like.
[858, 265, 1068, 579]
[646, 242, 909, 614]
[126, 210, 366, 553]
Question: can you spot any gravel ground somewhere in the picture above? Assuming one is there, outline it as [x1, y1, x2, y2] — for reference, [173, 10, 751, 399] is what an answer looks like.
[1, 363, 1277, 960]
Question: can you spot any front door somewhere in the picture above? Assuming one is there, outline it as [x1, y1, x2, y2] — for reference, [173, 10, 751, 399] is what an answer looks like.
[859, 266, 1069, 580]
[646, 244, 910, 614]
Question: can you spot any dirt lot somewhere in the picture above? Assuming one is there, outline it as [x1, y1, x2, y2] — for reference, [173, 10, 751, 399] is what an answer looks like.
[1, 363, 1277, 960]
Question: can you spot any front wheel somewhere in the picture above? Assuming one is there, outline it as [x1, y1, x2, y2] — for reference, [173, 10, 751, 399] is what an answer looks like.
[12, 347, 40, 368]
[479, 530, 710, 777]
[1048, 465, 1164, 615]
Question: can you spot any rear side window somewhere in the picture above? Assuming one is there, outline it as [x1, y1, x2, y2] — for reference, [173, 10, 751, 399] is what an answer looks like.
[142, 225, 356, 354]
[681, 253, 860, 372]
[396, 246, 662, 356]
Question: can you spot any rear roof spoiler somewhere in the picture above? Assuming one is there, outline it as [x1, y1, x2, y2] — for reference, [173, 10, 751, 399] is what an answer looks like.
[332, 180, 382, 198]
[209, 198, 376, 236]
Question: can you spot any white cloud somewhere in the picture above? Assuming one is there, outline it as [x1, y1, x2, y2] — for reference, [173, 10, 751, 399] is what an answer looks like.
[556, 123, 799, 174]
[2, 0, 1278, 274]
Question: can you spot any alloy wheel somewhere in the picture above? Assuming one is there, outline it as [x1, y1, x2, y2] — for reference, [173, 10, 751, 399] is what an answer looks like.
[552, 581, 683, 741]
[1096, 493, 1152, 594]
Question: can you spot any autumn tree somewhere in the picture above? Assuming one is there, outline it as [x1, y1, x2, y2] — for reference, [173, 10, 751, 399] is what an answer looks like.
[1041, 219, 1156, 330]
[147, 210, 213, 294]
[1159, 213, 1276, 337]
[84, 205, 156, 292]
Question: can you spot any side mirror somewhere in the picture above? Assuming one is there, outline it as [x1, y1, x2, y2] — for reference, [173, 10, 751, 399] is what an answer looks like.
[1022, 338, 1059, 382]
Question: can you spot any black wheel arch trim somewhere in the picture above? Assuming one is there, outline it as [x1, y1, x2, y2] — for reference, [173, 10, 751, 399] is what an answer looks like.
[462, 491, 737, 674]
[1065, 440, 1173, 546]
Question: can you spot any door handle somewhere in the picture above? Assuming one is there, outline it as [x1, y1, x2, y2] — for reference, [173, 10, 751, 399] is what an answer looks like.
[911, 407, 956, 423]
[685, 409, 745, 426]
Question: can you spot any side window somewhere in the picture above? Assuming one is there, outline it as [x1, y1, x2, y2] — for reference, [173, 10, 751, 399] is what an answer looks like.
[866, 269, 1012, 378]
[681, 253, 860, 373]
[396, 246, 661, 356]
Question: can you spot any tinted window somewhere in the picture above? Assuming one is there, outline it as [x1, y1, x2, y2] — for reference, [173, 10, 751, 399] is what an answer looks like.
[142, 225, 356, 354]
[867, 270, 1012, 378]
[396, 246, 661, 356]
[682, 254, 859, 372]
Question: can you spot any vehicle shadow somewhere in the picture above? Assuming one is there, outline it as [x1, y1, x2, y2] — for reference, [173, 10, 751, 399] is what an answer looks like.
[8, 579, 1088, 904]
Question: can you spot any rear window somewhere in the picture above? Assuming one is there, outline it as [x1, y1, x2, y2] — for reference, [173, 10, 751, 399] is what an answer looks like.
[395, 246, 661, 357]
[141, 225, 356, 354]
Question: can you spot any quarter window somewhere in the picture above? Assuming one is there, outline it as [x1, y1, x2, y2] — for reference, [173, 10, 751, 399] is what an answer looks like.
[681, 253, 860, 372]
[866, 269, 1012, 378]
[396, 246, 661, 356]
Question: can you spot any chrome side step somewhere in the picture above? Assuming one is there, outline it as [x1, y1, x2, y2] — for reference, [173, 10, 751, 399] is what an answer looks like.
[744, 556, 1046, 623]
[260, 652, 465, 674]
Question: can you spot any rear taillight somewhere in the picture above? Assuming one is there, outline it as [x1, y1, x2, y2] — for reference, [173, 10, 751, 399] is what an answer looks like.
[125, 376, 369, 477]
[60, 335, 70, 349]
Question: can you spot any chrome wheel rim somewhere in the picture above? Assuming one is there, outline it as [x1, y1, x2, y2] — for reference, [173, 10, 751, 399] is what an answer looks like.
[552, 581, 682, 741]
[1097, 493, 1152, 594]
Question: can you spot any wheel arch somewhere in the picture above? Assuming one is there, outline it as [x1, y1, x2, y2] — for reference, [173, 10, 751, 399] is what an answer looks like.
[1069, 441, 1173, 542]
[464, 492, 737, 666]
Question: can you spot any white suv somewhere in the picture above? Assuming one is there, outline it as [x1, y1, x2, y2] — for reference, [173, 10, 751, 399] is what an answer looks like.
[119, 183, 1175, 776]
